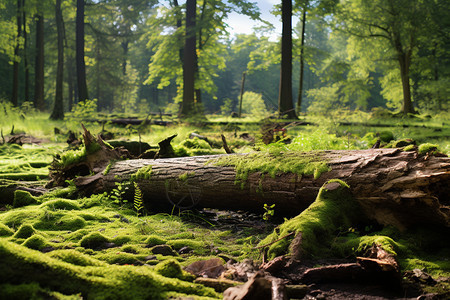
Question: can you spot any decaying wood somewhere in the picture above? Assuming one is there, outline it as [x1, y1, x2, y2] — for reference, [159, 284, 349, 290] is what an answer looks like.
[69, 147, 449, 230]
[50, 127, 450, 230]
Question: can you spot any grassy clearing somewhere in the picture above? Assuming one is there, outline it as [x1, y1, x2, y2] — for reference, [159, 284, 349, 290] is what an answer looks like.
[1, 106, 449, 297]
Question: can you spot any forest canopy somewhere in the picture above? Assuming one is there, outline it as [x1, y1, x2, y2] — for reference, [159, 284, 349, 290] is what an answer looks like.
[0, 0, 448, 118]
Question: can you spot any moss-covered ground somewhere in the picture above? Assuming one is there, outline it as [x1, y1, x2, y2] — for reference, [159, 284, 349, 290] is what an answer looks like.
[1, 107, 449, 298]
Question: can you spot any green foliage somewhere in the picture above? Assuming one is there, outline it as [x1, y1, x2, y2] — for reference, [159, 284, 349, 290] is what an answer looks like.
[263, 204, 275, 221]
[240, 91, 271, 118]
[66, 99, 98, 120]
[109, 182, 130, 206]
[220, 98, 234, 116]
[133, 182, 144, 217]
[144, 235, 167, 247]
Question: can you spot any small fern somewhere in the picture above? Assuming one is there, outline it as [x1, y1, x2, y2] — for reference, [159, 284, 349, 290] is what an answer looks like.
[134, 182, 144, 217]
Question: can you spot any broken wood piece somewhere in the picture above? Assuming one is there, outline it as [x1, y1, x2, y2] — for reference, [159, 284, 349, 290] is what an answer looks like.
[194, 277, 242, 292]
[221, 134, 234, 154]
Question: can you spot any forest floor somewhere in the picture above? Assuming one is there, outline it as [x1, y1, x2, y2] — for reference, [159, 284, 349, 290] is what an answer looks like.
[0, 110, 449, 299]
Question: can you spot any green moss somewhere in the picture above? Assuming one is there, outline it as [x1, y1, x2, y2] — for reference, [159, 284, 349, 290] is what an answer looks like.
[48, 249, 107, 267]
[399, 258, 450, 278]
[154, 259, 196, 281]
[14, 224, 37, 239]
[379, 131, 394, 143]
[212, 151, 330, 187]
[418, 143, 440, 155]
[403, 145, 416, 151]
[103, 162, 113, 175]
[178, 171, 196, 181]
[38, 186, 76, 201]
[131, 165, 152, 181]
[40, 199, 80, 211]
[258, 180, 360, 259]
[22, 234, 50, 251]
[0, 239, 219, 299]
[13, 190, 38, 207]
[145, 235, 167, 247]
[332, 234, 404, 258]
[0, 208, 42, 228]
[167, 239, 206, 254]
[111, 235, 132, 246]
[95, 251, 144, 265]
[181, 138, 212, 150]
[55, 215, 86, 231]
[58, 147, 87, 167]
[79, 232, 110, 249]
[0, 283, 66, 300]
[0, 223, 14, 236]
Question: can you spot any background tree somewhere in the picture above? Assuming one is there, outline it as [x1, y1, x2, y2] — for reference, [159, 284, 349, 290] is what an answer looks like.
[50, 0, 64, 120]
[337, 0, 428, 114]
[76, 0, 88, 102]
[278, 0, 297, 119]
[180, 0, 197, 117]
[12, 0, 23, 106]
[34, 2, 45, 110]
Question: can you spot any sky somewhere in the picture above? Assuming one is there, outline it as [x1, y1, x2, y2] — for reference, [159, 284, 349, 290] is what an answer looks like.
[226, 0, 299, 40]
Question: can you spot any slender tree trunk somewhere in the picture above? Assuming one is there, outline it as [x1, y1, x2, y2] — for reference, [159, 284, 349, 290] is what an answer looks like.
[173, 0, 183, 63]
[76, 0, 89, 102]
[50, 0, 64, 120]
[398, 51, 415, 114]
[34, 12, 45, 111]
[180, 0, 197, 118]
[278, 0, 297, 119]
[296, 3, 307, 114]
[22, 0, 29, 102]
[121, 39, 129, 76]
[95, 35, 101, 106]
[12, 0, 22, 106]
[194, 0, 208, 108]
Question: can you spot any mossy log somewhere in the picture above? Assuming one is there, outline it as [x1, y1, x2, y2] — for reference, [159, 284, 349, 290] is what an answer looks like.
[70, 147, 450, 231]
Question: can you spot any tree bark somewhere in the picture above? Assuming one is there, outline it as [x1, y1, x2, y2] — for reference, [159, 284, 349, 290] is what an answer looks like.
[22, 0, 29, 102]
[34, 12, 45, 111]
[50, 0, 64, 120]
[76, 0, 89, 102]
[278, 0, 297, 119]
[69, 148, 450, 231]
[12, 0, 22, 107]
[180, 0, 197, 118]
[296, 3, 307, 114]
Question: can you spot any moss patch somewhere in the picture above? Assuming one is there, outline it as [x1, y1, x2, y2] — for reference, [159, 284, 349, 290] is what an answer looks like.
[212, 151, 330, 187]
[131, 164, 153, 181]
[258, 180, 361, 259]
[154, 259, 196, 281]
[14, 223, 37, 239]
[0, 240, 219, 299]
[13, 190, 38, 207]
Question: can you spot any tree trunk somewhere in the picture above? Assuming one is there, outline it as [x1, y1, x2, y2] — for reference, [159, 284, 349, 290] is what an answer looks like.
[34, 12, 45, 111]
[76, 0, 89, 102]
[12, 0, 22, 107]
[296, 3, 307, 114]
[180, 0, 197, 118]
[278, 0, 297, 119]
[22, 0, 29, 102]
[50, 0, 64, 120]
[69, 149, 450, 231]
[398, 51, 415, 114]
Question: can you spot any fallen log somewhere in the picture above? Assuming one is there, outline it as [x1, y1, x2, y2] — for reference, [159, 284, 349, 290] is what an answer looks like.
[67, 145, 450, 230]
